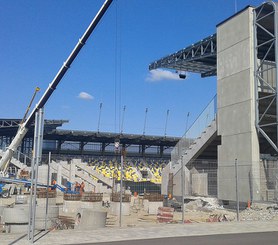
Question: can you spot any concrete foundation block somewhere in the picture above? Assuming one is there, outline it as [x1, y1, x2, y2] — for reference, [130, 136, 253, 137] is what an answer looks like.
[110, 202, 130, 216]
[56, 195, 64, 205]
[34, 197, 57, 206]
[143, 199, 149, 212]
[63, 200, 81, 213]
[6, 223, 28, 233]
[75, 208, 107, 230]
[35, 218, 53, 230]
[4, 206, 29, 223]
[148, 202, 163, 215]
[35, 205, 59, 219]
[81, 201, 102, 209]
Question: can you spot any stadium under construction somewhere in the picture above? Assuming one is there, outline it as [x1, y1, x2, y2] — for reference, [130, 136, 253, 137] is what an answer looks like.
[0, 118, 178, 194]
[2, 1, 278, 243]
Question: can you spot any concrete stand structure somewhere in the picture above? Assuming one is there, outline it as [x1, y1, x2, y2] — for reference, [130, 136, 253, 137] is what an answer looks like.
[217, 7, 260, 202]
[150, 1, 278, 204]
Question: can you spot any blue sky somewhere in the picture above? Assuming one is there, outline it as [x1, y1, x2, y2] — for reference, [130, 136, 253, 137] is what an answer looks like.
[0, 0, 263, 137]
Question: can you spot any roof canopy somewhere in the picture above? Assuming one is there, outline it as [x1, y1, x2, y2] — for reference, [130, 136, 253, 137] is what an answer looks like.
[149, 34, 217, 78]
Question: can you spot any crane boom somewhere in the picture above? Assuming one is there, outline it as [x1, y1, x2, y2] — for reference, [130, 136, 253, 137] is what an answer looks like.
[21, 87, 40, 125]
[0, 0, 113, 173]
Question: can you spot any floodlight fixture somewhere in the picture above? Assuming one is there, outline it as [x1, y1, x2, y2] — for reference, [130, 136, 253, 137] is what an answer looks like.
[179, 73, 186, 79]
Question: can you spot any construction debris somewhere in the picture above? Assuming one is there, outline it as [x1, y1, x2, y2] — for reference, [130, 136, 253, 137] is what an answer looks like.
[240, 203, 278, 221]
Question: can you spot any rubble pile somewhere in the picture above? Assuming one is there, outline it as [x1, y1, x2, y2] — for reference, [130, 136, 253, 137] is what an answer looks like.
[181, 196, 236, 223]
[184, 196, 224, 211]
[240, 203, 278, 221]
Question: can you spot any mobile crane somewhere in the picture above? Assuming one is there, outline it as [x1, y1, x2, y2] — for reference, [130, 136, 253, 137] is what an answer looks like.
[0, 0, 113, 177]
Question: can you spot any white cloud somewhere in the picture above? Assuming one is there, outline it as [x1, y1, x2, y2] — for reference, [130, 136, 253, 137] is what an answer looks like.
[146, 69, 180, 82]
[61, 105, 70, 109]
[77, 92, 94, 100]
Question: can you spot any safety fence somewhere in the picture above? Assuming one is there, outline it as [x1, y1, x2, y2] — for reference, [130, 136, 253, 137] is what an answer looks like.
[107, 158, 278, 227]
[2, 157, 278, 238]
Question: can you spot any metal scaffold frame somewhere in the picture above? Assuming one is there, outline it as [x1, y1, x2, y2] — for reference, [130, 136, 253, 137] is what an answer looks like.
[254, 1, 278, 153]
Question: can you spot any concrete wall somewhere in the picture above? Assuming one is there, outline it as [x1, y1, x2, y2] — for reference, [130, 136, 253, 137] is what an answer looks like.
[37, 164, 48, 184]
[173, 158, 190, 201]
[191, 173, 208, 196]
[161, 163, 170, 195]
[217, 7, 260, 202]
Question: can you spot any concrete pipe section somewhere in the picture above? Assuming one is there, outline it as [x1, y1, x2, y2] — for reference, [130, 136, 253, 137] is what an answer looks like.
[74, 208, 107, 230]
[3, 204, 59, 233]
[3, 205, 29, 233]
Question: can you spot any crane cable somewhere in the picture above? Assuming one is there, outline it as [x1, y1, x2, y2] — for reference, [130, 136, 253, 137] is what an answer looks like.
[114, 0, 122, 134]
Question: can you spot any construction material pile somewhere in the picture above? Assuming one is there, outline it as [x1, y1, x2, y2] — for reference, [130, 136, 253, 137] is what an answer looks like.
[240, 203, 278, 221]
[181, 196, 236, 223]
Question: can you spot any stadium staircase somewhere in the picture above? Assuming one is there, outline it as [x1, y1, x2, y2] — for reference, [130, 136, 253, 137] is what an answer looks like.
[0, 149, 112, 193]
[0, 149, 29, 175]
[173, 119, 217, 175]
[74, 161, 113, 188]
[49, 160, 112, 193]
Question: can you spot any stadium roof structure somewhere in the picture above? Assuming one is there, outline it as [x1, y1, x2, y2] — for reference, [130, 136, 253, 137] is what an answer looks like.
[149, 34, 217, 78]
[45, 129, 179, 147]
[0, 119, 180, 148]
[0, 119, 68, 137]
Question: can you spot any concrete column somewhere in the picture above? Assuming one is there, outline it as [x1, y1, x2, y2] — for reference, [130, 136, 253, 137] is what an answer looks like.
[57, 163, 62, 186]
[217, 7, 260, 202]
[37, 165, 48, 184]
[161, 163, 170, 196]
[69, 160, 76, 183]
[172, 158, 190, 201]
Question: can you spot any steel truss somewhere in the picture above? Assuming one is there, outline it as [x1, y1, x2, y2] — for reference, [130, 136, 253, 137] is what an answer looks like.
[254, 1, 278, 153]
[0, 120, 21, 128]
[149, 34, 217, 78]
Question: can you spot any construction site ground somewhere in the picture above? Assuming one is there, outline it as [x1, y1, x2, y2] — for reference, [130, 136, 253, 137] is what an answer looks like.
[1, 220, 278, 245]
[1, 195, 278, 244]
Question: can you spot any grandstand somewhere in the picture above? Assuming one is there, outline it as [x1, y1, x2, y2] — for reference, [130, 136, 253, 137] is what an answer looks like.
[0, 118, 179, 192]
[89, 157, 167, 183]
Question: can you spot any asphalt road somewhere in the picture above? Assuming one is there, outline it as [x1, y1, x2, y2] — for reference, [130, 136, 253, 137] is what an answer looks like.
[76, 232, 278, 245]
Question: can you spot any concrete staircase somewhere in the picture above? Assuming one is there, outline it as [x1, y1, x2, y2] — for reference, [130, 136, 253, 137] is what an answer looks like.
[173, 119, 217, 175]
[0, 150, 112, 193]
[0, 149, 29, 174]
[49, 160, 112, 193]
[74, 161, 113, 188]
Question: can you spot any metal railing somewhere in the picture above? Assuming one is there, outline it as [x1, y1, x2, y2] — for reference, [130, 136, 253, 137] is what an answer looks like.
[14, 149, 32, 166]
[0, 146, 32, 166]
[171, 95, 217, 165]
